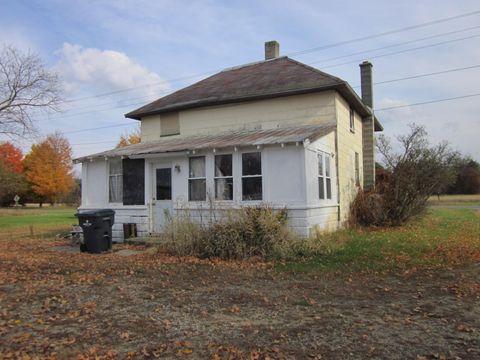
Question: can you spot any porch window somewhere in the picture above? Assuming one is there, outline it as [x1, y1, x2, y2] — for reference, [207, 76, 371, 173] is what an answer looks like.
[318, 152, 332, 200]
[188, 156, 206, 201]
[242, 152, 262, 201]
[214, 154, 233, 200]
[109, 159, 123, 203]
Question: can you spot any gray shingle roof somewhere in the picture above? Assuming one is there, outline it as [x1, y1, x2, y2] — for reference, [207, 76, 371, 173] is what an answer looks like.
[125, 57, 382, 132]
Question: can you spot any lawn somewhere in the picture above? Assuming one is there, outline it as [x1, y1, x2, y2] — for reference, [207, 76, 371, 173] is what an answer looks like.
[279, 208, 480, 272]
[0, 207, 77, 239]
[0, 208, 478, 359]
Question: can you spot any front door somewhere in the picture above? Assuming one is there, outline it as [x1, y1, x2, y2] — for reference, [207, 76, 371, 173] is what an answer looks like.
[152, 165, 173, 233]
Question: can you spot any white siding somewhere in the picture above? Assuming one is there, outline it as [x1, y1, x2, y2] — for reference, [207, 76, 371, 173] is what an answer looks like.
[82, 160, 108, 207]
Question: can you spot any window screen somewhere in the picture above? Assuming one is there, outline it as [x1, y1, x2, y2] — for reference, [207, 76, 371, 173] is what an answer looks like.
[189, 156, 206, 201]
[109, 159, 123, 203]
[318, 152, 332, 200]
[242, 152, 262, 201]
[214, 154, 233, 200]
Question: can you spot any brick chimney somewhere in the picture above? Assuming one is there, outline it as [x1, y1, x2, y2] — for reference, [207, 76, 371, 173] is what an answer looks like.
[265, 41, 280, 60]
[359, 61, 375, 190]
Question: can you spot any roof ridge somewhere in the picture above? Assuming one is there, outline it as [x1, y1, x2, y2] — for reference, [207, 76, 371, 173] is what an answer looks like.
[220, 56, 288, 72]
[283, 57, 345, 84]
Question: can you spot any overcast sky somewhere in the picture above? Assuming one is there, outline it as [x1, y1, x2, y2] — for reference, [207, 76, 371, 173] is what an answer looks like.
[1, 0, 479, 162]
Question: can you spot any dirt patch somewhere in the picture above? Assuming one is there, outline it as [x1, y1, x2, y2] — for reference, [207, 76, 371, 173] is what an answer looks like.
[0, 239, 479, 359]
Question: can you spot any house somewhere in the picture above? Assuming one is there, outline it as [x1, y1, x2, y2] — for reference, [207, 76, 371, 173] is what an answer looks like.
[75, 41, 383, 241]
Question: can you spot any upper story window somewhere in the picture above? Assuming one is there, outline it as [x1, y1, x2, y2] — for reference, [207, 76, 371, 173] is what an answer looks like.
[214, 154, 233, 200]
[188, 156, 206, 201]
[318, 152, 332, 200]
[242, 152, 262, 201]
[109, 158, 123, 203]
[160, 112, 180, 137]
[354, 152, 360, 187]
[349, 106, 355, 133]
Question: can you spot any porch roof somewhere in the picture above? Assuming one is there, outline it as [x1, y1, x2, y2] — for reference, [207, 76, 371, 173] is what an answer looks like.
[74, 123, 336, 163]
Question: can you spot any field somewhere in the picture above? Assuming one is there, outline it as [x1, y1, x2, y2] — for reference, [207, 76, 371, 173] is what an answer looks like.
[0, 207, 76, 239]
[428, 194, 480, 206]
[0, 207, 479, 359]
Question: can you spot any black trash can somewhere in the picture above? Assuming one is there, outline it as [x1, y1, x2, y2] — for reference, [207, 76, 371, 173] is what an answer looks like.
[75, 209, 115, 254]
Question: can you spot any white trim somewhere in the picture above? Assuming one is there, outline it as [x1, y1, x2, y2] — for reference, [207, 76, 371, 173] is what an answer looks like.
[129, 151, 186, 159]
[213, 153, 234, 201]
[240, 151, 263, 202]
[173, 203, 339, 211]
[79, 205, 148, 210]
[188, 156, 207, 202]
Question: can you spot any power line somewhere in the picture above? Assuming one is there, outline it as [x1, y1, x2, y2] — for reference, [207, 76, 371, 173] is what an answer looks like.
[71, 140, 118, 146]
[352, 64, 480, 88]
[62, 10, 480, 104]
[39, 45, 480, 121]
[375, 92, 480, 111]
[65, 91, 480, 147]
[39, 100, 148, 121]
[288, 9, 480, 56]
[45, 59, 480, 126]
[64, 71, 213, 104]
[42, 34, 480, 121]
[319, 33, 480, 69]
[63, 123, 136, 134]
[314, 25, 480, 64]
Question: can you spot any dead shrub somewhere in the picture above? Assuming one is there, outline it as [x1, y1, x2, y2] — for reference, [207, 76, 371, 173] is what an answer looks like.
[349, 189, 386, 227]
[158, 205, 299, 260]
[350, 124, 458, 227]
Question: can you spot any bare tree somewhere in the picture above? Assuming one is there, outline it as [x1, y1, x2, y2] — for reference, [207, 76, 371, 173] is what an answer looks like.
[351, 124, 459, 226]
[0, 44, 62, 138]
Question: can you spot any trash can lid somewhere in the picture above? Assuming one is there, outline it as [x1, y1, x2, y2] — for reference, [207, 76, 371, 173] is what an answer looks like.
[75, 209, 115, 217]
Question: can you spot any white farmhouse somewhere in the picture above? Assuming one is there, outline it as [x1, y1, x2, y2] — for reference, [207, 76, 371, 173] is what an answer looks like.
[75, 41, 383, 241]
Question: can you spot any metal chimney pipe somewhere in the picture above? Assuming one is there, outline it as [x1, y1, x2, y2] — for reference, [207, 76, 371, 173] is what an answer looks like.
[359, 61, 373, 108]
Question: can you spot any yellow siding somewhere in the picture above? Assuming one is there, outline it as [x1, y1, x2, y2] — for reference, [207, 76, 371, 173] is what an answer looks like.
[140, 115, 161, 142]
[334, 93, 364, 224]
[139, 91, 337, 140]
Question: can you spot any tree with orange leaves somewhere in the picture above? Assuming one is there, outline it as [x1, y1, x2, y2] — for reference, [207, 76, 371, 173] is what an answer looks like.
[117, 127, 140, 148]
[23, 132, 74, 205]
[0, 142, 23, 173]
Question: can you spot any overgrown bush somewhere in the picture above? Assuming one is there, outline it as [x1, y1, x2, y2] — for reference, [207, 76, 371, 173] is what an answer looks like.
[159, 205, 299, 260]
[350, 124, 458, 227]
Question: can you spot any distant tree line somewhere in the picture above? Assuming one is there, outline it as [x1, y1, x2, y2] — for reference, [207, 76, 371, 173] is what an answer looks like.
[445, 158, 480, 194]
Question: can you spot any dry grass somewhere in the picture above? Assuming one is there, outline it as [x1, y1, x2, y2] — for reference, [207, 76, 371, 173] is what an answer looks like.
[428, 194, 480, 205]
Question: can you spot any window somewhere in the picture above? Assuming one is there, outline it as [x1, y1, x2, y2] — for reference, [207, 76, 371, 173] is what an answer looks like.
[214, 154, 233, 200]
[160, 112, 180, 137]
[354, 152, 360, 186]
[349, 106, 355, 133]
[188, 156, 206, 201]
[109, 159, 123, 203]
[242, 152, 262, 200]
[318, 152, 332, 200]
